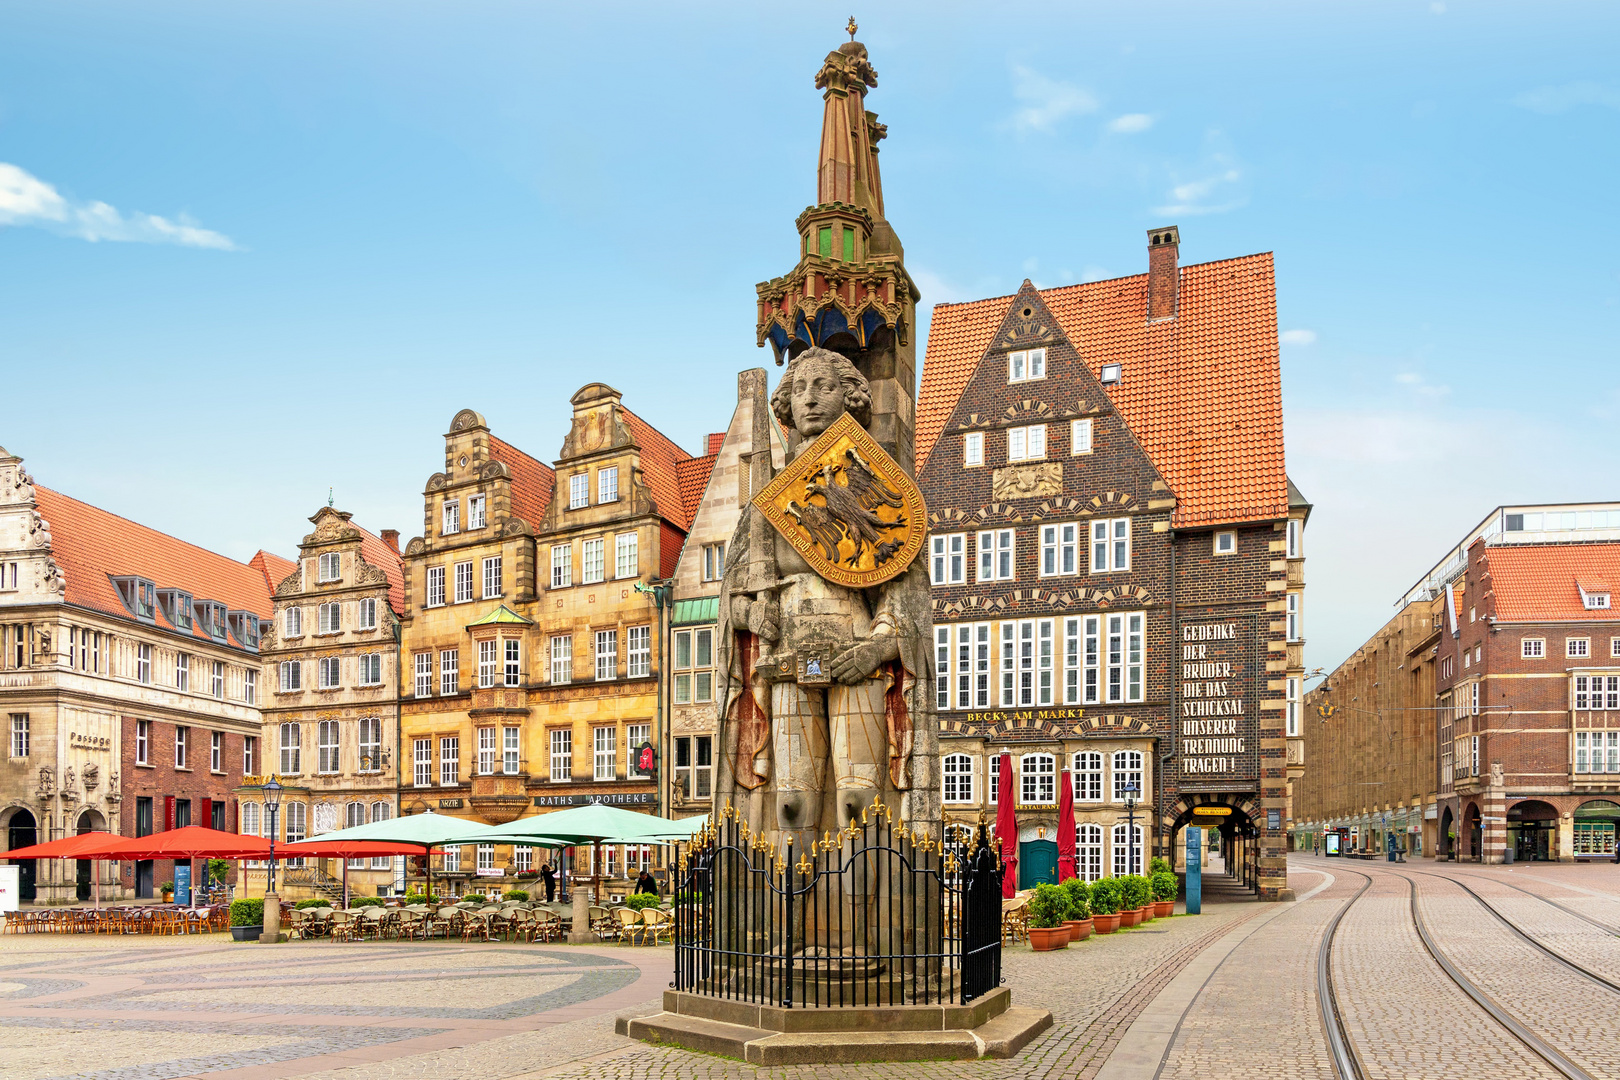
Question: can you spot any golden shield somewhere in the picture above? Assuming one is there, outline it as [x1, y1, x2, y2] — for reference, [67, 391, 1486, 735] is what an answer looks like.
[753, 413, 927, 588]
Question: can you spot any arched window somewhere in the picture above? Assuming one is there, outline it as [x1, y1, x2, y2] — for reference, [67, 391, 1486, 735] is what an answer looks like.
[1111, 822, 1144, 876]
[1111, 750, 1144, 802]
[278, 722, 301, 775]
[942, 754, 975, 804]
[239, 802, 262, 868]
[345, 802, 368, 869]
[370, 802, 393, 869]
[1077, 823, 1104, 882]
[1072, 752, 1103, 802]
[1020, 753, 1056, 805]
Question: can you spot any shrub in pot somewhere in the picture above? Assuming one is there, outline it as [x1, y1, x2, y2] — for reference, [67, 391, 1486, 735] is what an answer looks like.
[352, 896, 385, 908]
[1089, 878, 1123, 934]
[625, 893, 662, 912]
[228, 898, 264, 941]
[294, 899, 330, 910]
[1060, 877, 1092, 940]
[1124, 874, 1154, 923]
[1149, 856, 1171, 876]
[1026, 883, 1070, 950]
[504, 890, 529, 902]
[1151, 871, 1179, 917]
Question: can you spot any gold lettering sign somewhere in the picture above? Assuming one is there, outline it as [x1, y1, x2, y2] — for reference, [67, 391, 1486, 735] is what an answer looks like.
[753, 413, 926, 588]
[1193, 806, 1233, 816]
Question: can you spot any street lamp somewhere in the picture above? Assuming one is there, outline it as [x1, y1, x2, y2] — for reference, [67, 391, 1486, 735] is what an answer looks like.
[1123, 781, 1140, 875]
[261, 778, 283, 944]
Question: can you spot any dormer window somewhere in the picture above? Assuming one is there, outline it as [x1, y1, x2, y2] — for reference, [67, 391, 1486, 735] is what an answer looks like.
[1587, 593, 1612, 610]
[194, 601, 228, 642]
[1579, 580, 1612, 610]
[113, 577, 158, 621]
[158, 589, 193, 629]
[229, 611, 261, 649]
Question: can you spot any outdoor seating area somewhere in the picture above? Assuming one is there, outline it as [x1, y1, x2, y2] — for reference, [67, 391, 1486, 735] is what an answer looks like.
[1, 905, 230, 935]
[279, 897, 676, 945]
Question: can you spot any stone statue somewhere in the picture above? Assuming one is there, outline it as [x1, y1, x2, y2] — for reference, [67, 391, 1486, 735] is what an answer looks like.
[714, 347, 936, 852]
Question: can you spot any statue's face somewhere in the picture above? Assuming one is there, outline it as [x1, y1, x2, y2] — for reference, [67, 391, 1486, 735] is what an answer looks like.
[788, 357, 846, 439]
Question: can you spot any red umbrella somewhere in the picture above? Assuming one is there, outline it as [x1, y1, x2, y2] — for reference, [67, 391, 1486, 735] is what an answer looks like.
[105, 826, 271, 860]
[2, 831, 121, 860]
[1057, 768, 1077, 883]
[996, 751, 1018, 898]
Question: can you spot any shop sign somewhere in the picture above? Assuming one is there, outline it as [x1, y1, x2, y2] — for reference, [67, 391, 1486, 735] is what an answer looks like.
[532, 792, 657, 807]
[438, 799, 464, 809]
[952, 707, 1086, 725]
[69, 731, 112, 750]
[1266, 808, 1282, 830]
[1192, 806, 1232, 817]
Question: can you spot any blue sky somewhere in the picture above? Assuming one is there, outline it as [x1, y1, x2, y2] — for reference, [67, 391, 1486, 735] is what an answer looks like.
[2, 1, 1616, 673]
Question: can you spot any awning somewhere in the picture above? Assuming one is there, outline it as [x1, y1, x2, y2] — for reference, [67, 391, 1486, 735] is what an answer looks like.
[672, 596, 719, 627]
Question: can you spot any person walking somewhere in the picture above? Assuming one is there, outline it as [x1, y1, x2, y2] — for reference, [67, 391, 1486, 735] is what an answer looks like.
[540, 861, 557, 903]
[634, 868, 659, 897]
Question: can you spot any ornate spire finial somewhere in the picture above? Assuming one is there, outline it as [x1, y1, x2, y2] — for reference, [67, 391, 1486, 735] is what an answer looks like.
[847, 16, 858, 40]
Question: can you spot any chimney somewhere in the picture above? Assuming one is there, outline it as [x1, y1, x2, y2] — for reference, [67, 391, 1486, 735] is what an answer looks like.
[381, 529, 400, 554]
[706, 433, 726, 456]
[1147, 226, 1180, 321]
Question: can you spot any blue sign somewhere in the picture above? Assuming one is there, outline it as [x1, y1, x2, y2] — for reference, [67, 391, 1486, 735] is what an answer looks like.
[1185, 829, 1201, 915]
[173, 864, 191, 906]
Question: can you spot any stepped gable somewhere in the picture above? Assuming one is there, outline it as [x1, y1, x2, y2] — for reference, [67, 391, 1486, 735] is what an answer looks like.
[487, 434, 556, 529]
[1485, 543, 1620, 623]
[35, 485, 279, 646]
[917, 252, 1286, 528]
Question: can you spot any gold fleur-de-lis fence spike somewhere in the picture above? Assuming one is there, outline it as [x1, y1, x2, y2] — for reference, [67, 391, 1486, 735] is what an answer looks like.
[896, 824, 911, 845]
[796, 852, 814, 876]
[823, 830, 834, 850]
[775, 855, 786, 876]
[944, 851, 959, 873]
[885, 806, 894, 824]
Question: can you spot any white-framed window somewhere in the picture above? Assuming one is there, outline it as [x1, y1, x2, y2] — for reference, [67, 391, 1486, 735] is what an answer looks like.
[414, 652, 432, 696]
[439, 649, 459, 695]
[284, 606, 303, 637]
[454, 561, 474, 603]
[279, 722, 300, 774]
[240, 802, 260, 844]
[673, 627, 713, 704]
[484, 556, 503, 598]
[1020, 753, 1056, 805]
[1472, 734, 1480, 776]
[136, 644, 152, 684]
[977, 529, 1015, 582]
[1111, 750, 1144, 802]
[1040, 523, 1079, 577]
[353, 597, 375, 631]
[627, 723, 651, 775]
[1585, 592, 1612, 610]
[136, 719, 150, 764]
[550, 635, 572, 684]
[244, 668, 257, 704]
[1215, 531, 1236, 555]
[1576, 730, 1620, 773]
[468, 494, 487, 530]
[9, 713, 31, 758]
[1574, 675, 1620, 711]
[551, 544, 572, 588]
[569, 473, 588, 509]
[440, 736, 459, 785]
[476, 843, 494, 873]
[504, 638, 520, 686]
[963, 432, 984, 466]
[443, 845, 460, 873]
[987, 755, 1000, 804]
[935, 626, 949, 710]
[1111, 822, 1144, 877]
[582, 538, 605, 584]
[174, 726, 189, 769]
[426, 566, 446, 607]
[1067, 612, 1144, 704]
[279, 660, 303, 692]
[1073, 751, 1104, 801]
[243, 734, 258, 774]
[1286, 676, 1300, 737]
[442, 499, 460, 535]
[514, 845, 533, 873]
[595, 629, 618, 681]
[1070, 418, 1093, 455]
[931, 533, 965, 585]
[477, 727, 496, 775]
[594, 725, 617, 780]
[1007, 424, 1046, 462]
[702, 543, 726, 582]
[1090, 518, 1130, 573]
[549, 728, 572, 782]
[615, 533, 639, 579]
[174, 652, 189, 692]
[627, 625, 651, 678]
[1568, 637, 1590, 659]
[1522, 638, 1545, 659]
[317, 601, 340, 633]
[1003, 619, 1056, 707]
[1077, 823, 1104, 881]
[359, 716, 381, 772]
[478, 639, 499, 688]
[942, 753, 975, 804]
[211, 660, 225, 699]
[674, 735, 713, 800]
[1007, 347, 1046, 383]
[1286, 518, 1301, 558]
[284, 801, 308, 847]
[317, 719, 340, 773]
[413, 738, 432, 787]
[318, 656, 342, 689]
[1613, 638, 1619, 658]
[318, 552, 341, 582]
[1286, 592, 1302, 642]
[598, 466, 619, 504]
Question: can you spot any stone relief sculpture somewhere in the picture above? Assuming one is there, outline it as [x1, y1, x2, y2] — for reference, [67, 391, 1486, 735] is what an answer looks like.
[36, 765, 55, 799]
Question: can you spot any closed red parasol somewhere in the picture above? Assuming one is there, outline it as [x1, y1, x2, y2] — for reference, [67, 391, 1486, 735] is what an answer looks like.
[996, 751, 1018, 898]
[1057, 768, 1077, 882]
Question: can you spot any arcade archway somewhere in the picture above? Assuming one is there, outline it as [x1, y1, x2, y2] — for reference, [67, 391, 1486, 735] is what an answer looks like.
[1507, 799, 1557, 862]
[1463, 803, 1483, 861]
[4, 806, 39, 902]
[1166, 793, 1262, 898]
[1439, 806, 1455, 859]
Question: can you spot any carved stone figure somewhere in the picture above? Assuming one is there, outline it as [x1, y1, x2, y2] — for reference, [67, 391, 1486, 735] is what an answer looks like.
[61, 766, 77, 801]
[992, 462, 1062, 500]
[714, 347, 936, 853]
[82, 764, 99, 791]
[36, 765, 55, 798]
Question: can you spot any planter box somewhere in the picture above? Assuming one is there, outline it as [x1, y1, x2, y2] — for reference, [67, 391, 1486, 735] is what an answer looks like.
[229, 925, 262, 942]
[1119, 907, 1143, 928]
[1136, 905, 1154, 923]
[1028, 925, 1069, 951]
[1063, 918, 1093, 942]
[1092, 912, 1121, 934]
[1154, 900, 1175, 918]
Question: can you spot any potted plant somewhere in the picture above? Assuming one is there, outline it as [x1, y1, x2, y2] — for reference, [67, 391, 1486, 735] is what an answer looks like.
[1026, 883, 1070, 950]
[1089, 877, 1123, 933]
[504, 890, 529, 902]
[229, 898, 264, 942]
[625, 893, 661, 912]
[159, 880, 174, 903]
[1115, 876, 1146, 926]
[1060, 877, 1092, 941]
[1149, 856, 1171, 876]
[1151, 871, 1178, 917]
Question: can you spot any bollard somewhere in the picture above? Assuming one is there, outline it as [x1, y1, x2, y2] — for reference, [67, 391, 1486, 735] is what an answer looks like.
[569, 885, 592, 943]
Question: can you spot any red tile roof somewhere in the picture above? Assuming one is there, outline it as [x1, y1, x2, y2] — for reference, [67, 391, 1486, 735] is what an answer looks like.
[675, 453, 719, 529]
[354, 525, 406, 613]
[488, 435, 556, 529]
[250, 550, 297, 595]
[706, 433, 726, 456]
[622, 406, 704, 530]
[35, 486, 279, 649]
[1485, 543, 1620, 623]
[917, 253, 1287, 527]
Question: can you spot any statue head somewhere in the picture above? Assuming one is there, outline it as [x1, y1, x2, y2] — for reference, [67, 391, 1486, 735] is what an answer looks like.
[771, 346, 871, 439]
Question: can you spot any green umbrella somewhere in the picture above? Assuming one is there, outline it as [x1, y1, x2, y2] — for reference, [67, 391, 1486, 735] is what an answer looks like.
[484, 804, 690, 902]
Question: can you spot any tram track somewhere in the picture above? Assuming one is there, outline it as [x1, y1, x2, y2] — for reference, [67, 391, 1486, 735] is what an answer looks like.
[1320, 863, 1595, 1080]
[1444, 865, 1620, 937]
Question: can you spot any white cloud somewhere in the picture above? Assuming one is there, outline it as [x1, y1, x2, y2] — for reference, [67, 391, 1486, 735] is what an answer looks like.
[1009, 66, 1097, 133]
[1395, 371, 1450, 397]
[1154, 167, 1244, 216]
[1430, 2, 1446, 13]
[1107, 113, 1154, 134]
[1280, 329, 1317, 346]
[0, 162, 236, 250]
[1512, 82, 1620, 115]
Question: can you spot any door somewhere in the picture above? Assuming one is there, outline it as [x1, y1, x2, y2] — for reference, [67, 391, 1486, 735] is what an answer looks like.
[135, 797, 154, 899]
[1018, 839, 1058, 889]
[6, 809, 38, 902]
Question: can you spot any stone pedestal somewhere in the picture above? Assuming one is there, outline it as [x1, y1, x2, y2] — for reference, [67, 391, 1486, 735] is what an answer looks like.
[260, 891, 280, 944]
[569, 888, 592, 944]
[621, 987, 1050, 1065]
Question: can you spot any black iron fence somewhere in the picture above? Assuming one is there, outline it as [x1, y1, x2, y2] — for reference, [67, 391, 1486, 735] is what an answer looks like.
[672, 798, 1002, 1007]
